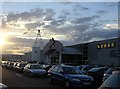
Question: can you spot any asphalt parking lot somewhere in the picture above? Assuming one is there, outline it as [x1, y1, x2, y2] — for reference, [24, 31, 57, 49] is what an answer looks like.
[1, 67, 100, 89]
[2, 67, 64, 88]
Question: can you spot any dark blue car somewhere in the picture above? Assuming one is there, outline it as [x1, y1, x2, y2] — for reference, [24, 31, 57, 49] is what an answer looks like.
[48, 65, 94, 88]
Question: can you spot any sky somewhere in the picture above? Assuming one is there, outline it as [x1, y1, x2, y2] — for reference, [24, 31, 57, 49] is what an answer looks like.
[0, 1, 119, 55]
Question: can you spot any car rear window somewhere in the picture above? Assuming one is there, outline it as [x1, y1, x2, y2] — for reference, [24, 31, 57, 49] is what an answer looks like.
[63, 67, 81, 74]
[30, 65, 41, 69]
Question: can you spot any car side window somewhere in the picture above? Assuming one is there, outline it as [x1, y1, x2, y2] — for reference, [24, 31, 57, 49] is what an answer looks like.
[58, 67, 63, 73]
[52, 66, 59, 73]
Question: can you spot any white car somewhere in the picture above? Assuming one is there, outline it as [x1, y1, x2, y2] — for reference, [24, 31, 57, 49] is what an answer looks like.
[23, 64, 47, 77]
[0, 83, 7, 89]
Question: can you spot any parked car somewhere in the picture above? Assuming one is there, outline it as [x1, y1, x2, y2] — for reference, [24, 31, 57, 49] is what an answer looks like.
[98, 71, 120, 89]
[7, 62, 14, 69]
[41, 65, 52, 72]
[1, 61, 6, 68]
[23, 64, 47, 77]
[0, 83, 7, 89]
[3, 61, 9, 68]
[13, 62, 18, 70]
[77, 65, 94, 74]
[87, 67, 108, 87]
[48, 65, 94, 88]
[16, 63, 27, 72]
[102, 67, 120, 82]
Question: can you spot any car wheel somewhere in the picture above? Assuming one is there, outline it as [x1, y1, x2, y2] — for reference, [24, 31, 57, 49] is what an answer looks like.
[29, 72, 32, 77]
[24, 72, 27, 76]
[48, 77, 53, 84]
[65, 80, 70, 89]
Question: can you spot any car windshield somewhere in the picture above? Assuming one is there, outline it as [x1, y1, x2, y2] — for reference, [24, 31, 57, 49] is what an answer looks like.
[30, 65, 41, 69]
[105, 68, 114, 74]
[63, 67, 82, 74]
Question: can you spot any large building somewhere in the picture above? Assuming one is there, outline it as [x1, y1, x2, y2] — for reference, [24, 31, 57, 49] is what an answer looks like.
[2, 54, 24, 61]
[43, 38, 82, 65]
[88, 38, 120, 66]
[43, 38, 120, 66]
[24, 37, 120, 66]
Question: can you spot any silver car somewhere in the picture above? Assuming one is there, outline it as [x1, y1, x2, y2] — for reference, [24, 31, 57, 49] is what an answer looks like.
[98, 71, 120, 89]
[0, 83, 7, 89]
[23, 64, 47, 77]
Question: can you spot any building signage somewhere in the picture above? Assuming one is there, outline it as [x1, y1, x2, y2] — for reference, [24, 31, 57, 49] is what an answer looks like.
[97, 42, 115, 49]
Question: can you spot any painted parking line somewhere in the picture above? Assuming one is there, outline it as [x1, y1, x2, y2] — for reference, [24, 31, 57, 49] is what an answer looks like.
[16, 73, 23, 77]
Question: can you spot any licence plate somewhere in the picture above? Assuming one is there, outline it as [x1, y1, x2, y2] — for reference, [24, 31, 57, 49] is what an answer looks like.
[83, 82, 91, 85]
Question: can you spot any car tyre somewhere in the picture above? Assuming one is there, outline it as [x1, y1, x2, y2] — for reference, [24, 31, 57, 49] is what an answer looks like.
[24, 72, 27, 76]
[65, 80, 70, 89]
[29, 72, 32, 77]
[48, 77, 53, 84]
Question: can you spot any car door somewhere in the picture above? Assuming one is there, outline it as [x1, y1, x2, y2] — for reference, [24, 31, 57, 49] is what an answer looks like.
[57, 66, 65, 82]
[50, 66, 59, 80]
[24, 65, 30, 73]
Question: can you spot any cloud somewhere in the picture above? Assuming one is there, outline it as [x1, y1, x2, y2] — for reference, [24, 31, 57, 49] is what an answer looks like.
[60, 2, 73, 5]
[43, 9, 56, 21]
[7, 8, 56, 23]
[3, 2, 118, 54]
[73, 3, 90, 11]
[96, 10, 108, 14]
[72, 15, 100, 24]
[25, 21, 45, 30]
[103, 24, 118, 29]
[71, 28, 118, 44]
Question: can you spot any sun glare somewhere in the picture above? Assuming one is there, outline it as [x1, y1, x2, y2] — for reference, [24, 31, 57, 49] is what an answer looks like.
[0, 37, 6, 46]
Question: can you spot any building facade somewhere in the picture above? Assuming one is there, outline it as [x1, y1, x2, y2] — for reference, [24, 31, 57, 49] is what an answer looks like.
[43, 38, 82, 65]
[43, 38, 120, 66]
[23, 38, 120, 66]
[88, 38, 120, 66]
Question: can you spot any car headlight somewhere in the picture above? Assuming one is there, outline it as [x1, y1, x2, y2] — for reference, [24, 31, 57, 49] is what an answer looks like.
[90, 77, 94, 81]
[72, 78, 80, 82]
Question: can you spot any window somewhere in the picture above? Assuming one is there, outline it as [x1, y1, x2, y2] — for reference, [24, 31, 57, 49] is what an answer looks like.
[52, 66, 59, 73]
[58, 67, 63, 73]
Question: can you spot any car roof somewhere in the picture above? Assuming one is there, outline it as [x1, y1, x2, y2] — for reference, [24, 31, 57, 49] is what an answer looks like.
[53, 65, 76, 68]
[99, 71, 120, 88]
[27, 63, 40, 65]
[89, 67, 108, 71]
